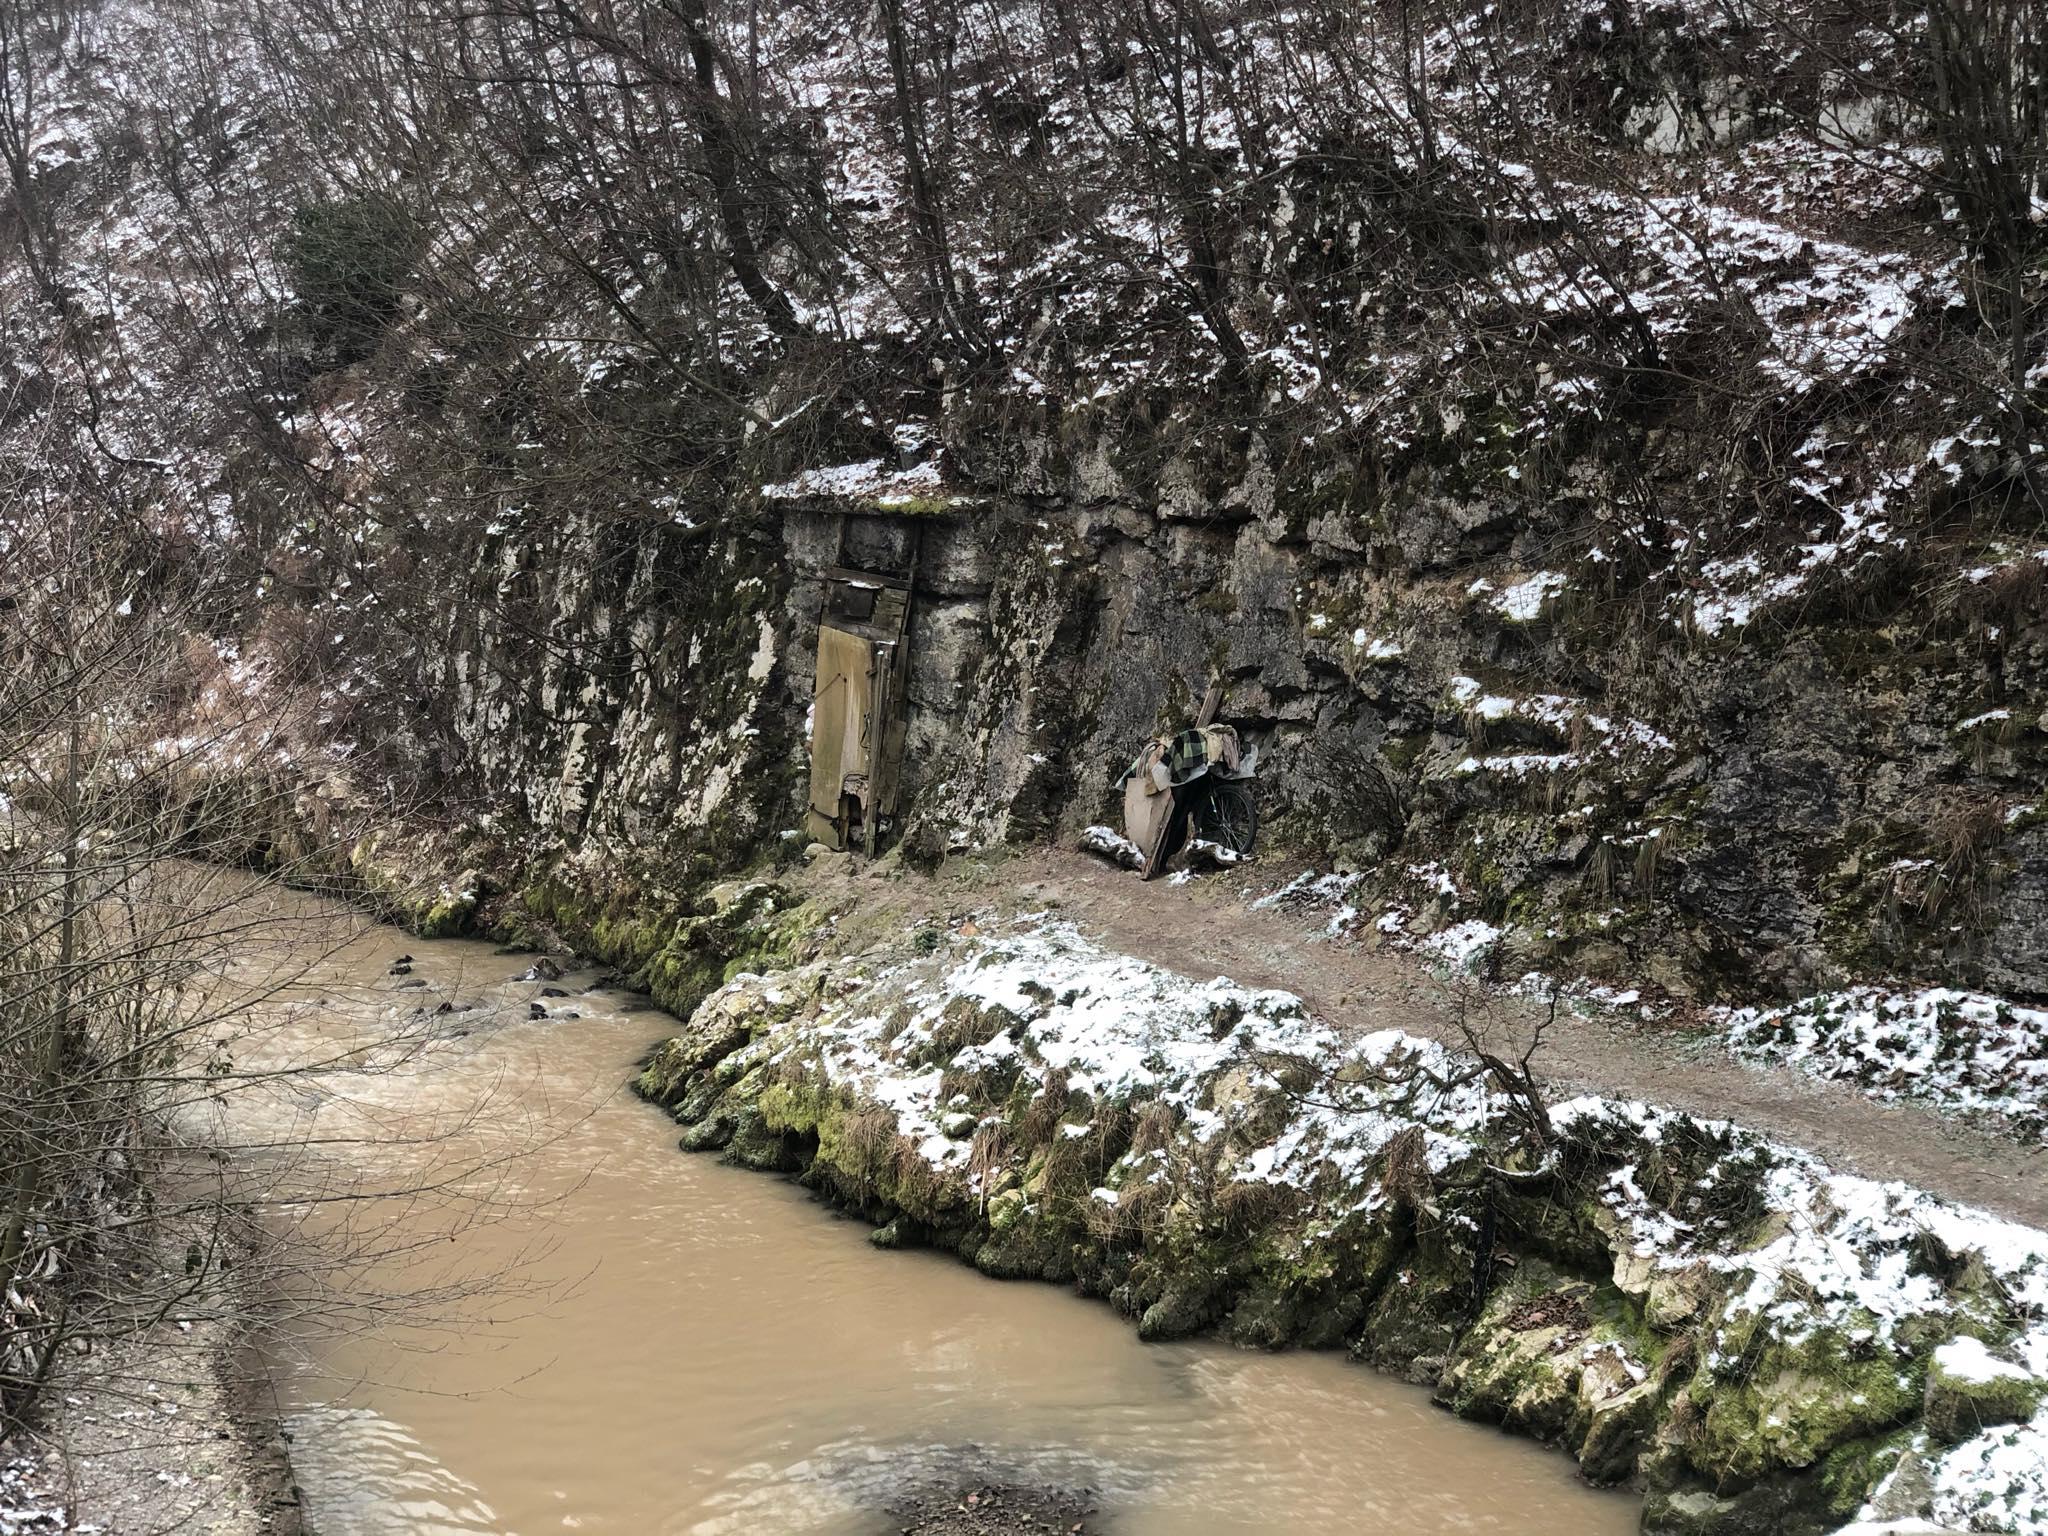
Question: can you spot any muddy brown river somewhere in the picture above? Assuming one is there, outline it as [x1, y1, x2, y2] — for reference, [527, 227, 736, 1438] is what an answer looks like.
[224, 902, 1635, 1536]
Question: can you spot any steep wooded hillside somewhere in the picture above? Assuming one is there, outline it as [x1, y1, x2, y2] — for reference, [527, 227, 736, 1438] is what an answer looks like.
[3, 0, 2045, 1005]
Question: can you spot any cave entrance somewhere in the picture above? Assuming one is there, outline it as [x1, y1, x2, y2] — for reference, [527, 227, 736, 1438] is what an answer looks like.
[806, 566, 912, 854]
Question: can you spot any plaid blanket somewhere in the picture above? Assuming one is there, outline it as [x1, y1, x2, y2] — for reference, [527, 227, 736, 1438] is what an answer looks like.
[1160, 727, 1211, 787]
[1119, 728, 1214, 791]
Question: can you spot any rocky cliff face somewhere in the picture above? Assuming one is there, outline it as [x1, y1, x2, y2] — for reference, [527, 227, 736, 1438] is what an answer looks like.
[165, 404, 2045, 1010]
[354, 414, 2047, 1010]
[661, 442, 2048, 1007]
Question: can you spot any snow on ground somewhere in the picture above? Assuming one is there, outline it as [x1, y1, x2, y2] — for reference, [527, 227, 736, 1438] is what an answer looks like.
[708, 916, 2048, 1534]
[756, 920, 1357, 1166]
[1452, 750, 1582, 778]
[1419, 918, 1504, 970]
[1250, 869, 1363, 936]
[1568, 1096, 2048, 1533]
[1445, 675, 1675, 757]
[1250, 865, 1501, 971]
[1722, 987, 2048, 1144]
[1248, 865, 2048, 1151]
[1079, 824, 1144, 869]
[1921, 1413, 2048, 1532]
[1489, 571, 1566, 622]
[1963, 547, 2048, 585]
[743, 917, 1509, 1202]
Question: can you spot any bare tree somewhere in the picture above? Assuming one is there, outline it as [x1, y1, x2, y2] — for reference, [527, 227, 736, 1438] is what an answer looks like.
[0, 459, 577, 1454]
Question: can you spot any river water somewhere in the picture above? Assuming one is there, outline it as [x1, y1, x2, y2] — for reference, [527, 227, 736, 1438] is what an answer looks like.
[224, 900, 1635, 1536]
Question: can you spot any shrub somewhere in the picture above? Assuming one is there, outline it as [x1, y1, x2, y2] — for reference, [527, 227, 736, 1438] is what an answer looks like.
[283, 193, 421, 366]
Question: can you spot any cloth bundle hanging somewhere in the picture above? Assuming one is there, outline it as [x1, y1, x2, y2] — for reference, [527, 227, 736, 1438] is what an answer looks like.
[1121, 725, 1239, 794]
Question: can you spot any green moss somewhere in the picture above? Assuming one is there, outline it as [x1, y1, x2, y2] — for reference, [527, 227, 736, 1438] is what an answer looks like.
[724, 1107, 800, 1172]
[1689, 1316, 1922, 1486]
[1819, 1429, 1913, 1518]
[526, 868, 817, 1020]
[1585, 1281, 1670, 1371]
[1437, 1260, 1597, 1442]
[1379, 733, 1427, 774]
[1353, 1236, 1473, 1383]
[416, 892, 477, 939]
[975, 1203, 1079, 1281]
[1227, 1232, 1389, 1351]
[759, 1077, 834, 1138]
[986, 1187, 1028, 1234]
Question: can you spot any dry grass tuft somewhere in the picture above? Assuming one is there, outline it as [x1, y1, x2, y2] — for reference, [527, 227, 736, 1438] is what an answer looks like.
[1923, 787, 2010, 915]
[1094, 1100, 1135, 1164]
[1130, 1100, 1180, 1158]
[1381, 1124, 1434, 1211]
[1082, 1185, 1134, 1245]
[892, 1137, 966, 1214]
[927, 999, 1015, 1062]
[840, 1104, 898, 1180]
[1213, 1176, 1298, 1237]
[773, 1050, 814, 1090]
[1633, 833, 1662, 894]
[1083, 1166, 1175, 1248]
[1019, 1067, 1071, 1149]
[967, 1120, 1012, 1208]
[1666, 1395, 1701, 1443]
[937, 1064, 987, 1103]
[1040, 1126, 1091, 1200]
[1584, 837, 1616, 898]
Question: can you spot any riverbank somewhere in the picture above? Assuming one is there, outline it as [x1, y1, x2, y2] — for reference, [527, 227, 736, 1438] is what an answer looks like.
[631, 883, 2048, 1536]
[0, 1221, 300, 1536]
[64, 829, 2042, 1535]
[1010, 849, 2048, 1225]
[494, 837, 2048, 1228]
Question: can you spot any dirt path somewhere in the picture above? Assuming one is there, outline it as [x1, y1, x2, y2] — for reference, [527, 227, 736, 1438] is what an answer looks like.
[977, 850, 2048, 1231]
[0, 1292, 299, 1536]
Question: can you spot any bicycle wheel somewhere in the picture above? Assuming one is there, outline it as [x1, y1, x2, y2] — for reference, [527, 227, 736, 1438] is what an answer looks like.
[1200, 781, 1258, 855]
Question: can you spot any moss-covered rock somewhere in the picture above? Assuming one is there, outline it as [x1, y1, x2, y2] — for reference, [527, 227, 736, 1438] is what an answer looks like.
[1354, 1253, 1468, 1386]
[417, 878, 481, 938]
[1817, 1428, 1915, 1520]
[1224, 1213, 1402, 1351]
[636, 975, 802, 1106]
[1923, 1335, 2045, 1445]
[1685, 1314, 1922, 1488]
[725, 1106, 803, 1172]
[1436, 1261, 1594, 1442]
[1138, 1278, 1228, 1342]
[529, 866, 816, 1020]
[973, 1203, 1077, 1282]
[680, 1108, 738, 1152]
[1579, 1369, 1661, 1486]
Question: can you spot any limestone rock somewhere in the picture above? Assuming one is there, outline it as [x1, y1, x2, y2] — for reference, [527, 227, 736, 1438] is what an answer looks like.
[1575, 1349, 1659, 1484]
